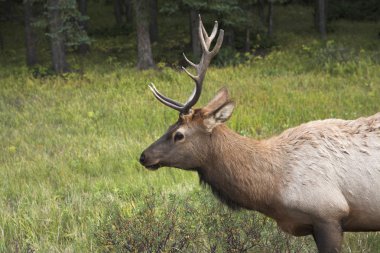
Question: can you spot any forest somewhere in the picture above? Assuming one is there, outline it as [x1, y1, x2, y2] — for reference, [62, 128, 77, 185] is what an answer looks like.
[0, 0, 380, 252]
[1, 0, 378, 72]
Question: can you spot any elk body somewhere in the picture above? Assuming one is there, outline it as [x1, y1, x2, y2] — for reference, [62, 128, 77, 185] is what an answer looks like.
[139, 16, 380, 253]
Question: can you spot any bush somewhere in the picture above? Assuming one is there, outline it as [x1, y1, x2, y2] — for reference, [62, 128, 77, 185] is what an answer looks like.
[95, 190, 315, 252]
[299, 40, 376, 75]
[95, 193, 200, 252]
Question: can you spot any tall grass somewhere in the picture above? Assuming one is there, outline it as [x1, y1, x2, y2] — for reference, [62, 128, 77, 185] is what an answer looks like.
[1, 44, 380, 251]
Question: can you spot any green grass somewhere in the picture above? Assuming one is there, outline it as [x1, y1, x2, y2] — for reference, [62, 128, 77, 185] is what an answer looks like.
[1, 4, 380, 252]
[1, 52, 379, 251]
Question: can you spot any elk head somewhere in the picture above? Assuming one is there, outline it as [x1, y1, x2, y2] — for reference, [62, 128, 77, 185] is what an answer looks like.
[140, 16, 233, 171]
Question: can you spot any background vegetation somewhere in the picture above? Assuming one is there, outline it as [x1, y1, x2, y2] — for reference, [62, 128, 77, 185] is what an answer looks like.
[0, 0, 380, 252]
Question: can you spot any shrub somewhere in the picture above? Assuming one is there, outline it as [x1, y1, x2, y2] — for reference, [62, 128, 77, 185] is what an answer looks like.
[299, 40, 376, 75]
[95, 190, 315, 252]
[95, 193, 201, 252]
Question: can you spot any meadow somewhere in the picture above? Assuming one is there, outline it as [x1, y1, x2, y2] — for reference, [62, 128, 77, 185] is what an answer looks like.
[1, 4, 380, 252]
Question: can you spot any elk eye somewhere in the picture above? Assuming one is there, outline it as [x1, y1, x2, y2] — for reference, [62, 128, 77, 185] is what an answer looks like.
[174, 132, 184, 142]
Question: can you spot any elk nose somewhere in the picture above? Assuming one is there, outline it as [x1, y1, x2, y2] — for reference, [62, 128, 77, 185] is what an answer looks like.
[139, 152, 146, 164]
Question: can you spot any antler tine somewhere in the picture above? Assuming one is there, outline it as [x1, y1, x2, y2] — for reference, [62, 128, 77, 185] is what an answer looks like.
[209, 21, 218, 41]
[210, 29, 224, 57]
[198, 18, 209, 54]
[149, 83, 184, 111]
[199, 17, 219, 51]
[148, 15, 224, 115]
[183, 52, 197, 68]
[200, 20, 210, 48]
[149, 83, 184, 107]
[182, 66, 198, 82]
[184, 87, 197, 104]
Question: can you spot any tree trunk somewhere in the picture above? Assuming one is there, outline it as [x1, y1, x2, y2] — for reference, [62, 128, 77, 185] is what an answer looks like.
[134, 0, 155, 70]
[149, 0, 158, 43]
[77, 0, 89, 54]
[257, 0, 266, 30]
[114, 0, 123, 25]
[0, 32, 4, 51]
[315, 0, 327, 40]
[24, 0, 38, 66]
[48, 0, 69, 73]
[124, 0, 133, 24]
[267, 0, 274, 37]
[225, 27, 235, 47]
[244, 28, 250, 52]
[189, 10, 200, 59]
[3, 0, 13, 20]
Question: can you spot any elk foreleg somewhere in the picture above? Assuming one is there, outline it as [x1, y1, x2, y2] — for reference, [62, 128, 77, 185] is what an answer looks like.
[312, 221, 343, 253]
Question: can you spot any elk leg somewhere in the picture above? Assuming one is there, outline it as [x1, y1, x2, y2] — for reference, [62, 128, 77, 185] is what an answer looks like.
[312, 221, 343, 253]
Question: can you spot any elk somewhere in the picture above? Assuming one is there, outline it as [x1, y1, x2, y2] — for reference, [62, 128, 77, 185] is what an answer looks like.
[139, 16, 380, 253]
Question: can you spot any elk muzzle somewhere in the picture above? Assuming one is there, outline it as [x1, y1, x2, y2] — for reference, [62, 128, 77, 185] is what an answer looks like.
[139, 150, 161, 170]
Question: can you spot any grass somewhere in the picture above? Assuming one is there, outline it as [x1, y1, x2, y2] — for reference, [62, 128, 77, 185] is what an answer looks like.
[1, 3, 380, 253]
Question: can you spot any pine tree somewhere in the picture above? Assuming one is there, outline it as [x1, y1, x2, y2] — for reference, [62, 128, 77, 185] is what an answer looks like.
[24, 0, 38, 66]
[47, 0, 69, 73]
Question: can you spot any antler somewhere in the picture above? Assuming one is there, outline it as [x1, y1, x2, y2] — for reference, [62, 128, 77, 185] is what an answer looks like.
[149, 15, 224, 115]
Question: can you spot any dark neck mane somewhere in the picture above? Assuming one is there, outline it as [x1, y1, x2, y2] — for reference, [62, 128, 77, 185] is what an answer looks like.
[197, 169, 242, 209]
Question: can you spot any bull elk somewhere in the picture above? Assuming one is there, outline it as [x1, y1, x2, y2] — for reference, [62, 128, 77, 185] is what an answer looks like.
[139, 16, 380, 253]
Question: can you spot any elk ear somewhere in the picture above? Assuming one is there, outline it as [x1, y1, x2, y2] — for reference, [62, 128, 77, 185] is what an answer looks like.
[203, 101, 235, 131]
[202, 87, 230, 115]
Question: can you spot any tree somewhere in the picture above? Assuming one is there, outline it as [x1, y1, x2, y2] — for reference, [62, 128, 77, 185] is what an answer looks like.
[0, 0, 15, 51]
[187, 1, 207, 58]
[149, 0, 158, 42]
[125, 0, 134, 24]
[257, 0, 266, 30]
[45, 0, 90, 72]
[113, 0, 123, 25]
[208, 0, 245, 48]
[77, 0, 90, 54]
[160, 0, 207, 58]
[0, 32, 3, 51]
[315, 0, 327, 39]
[267, 0, 274, 37]
[134, 0, 155, 70]
[189, 10, 201, 58]
[23, 0, 38, 66]
[47, 0, 69, 73]
[2, 0, 14, 21]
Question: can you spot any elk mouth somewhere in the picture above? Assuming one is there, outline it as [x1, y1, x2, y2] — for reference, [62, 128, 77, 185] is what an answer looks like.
[145, 163, 161, 170]
[139, 152, 161, 170]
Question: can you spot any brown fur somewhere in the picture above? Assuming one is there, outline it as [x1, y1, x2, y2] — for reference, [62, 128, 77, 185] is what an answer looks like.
[197, 125, 281, 213]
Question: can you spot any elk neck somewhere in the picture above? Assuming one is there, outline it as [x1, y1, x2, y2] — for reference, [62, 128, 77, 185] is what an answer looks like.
[197, 124, 284, 215]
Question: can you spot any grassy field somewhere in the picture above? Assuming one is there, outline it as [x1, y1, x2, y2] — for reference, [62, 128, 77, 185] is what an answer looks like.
[1, 4, 380, 253]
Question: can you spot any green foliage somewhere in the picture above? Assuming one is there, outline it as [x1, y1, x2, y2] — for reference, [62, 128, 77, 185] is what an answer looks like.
[37, 0, 90, 48]
[299, 40, 378, 75]
[182, 0, 208, 10]
[96, 193, 201, 252]
[96, 190, 315, 252]
[60, 0, 90, 48]
[213, 46, 246, 66]
[328, 0, 380, 21]
[160, 0, 250, 36]
[30, 64, 55, 77]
